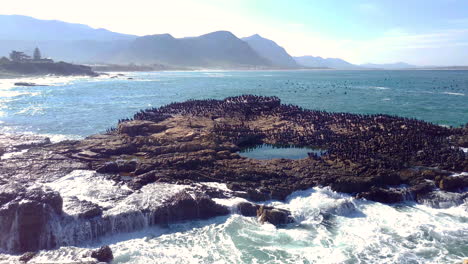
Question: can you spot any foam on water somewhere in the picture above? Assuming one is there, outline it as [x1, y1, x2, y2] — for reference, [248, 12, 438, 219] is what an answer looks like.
[16, 187, 463, 264]
[442, 92, 465, 96]
[46, 170, 132, 211]
[1, 184, 466, 263]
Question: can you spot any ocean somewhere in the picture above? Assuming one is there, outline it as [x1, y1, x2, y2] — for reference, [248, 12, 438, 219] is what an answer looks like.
[0, 70, 467, 263]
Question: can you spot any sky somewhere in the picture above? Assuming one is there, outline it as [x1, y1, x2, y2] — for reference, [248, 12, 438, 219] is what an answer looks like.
[2, 0, 468, 65]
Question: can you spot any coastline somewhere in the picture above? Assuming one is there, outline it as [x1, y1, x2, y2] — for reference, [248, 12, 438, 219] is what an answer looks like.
[0, 95, 466, 255]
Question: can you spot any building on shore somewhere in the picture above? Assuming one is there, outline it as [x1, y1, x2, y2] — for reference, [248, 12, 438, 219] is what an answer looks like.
[7, 48, 54, 63]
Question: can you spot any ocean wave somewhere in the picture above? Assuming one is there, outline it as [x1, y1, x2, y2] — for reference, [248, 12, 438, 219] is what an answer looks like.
[16, 105, 45, 115]
[0, 90, 41, 98]
[369, 86, 390, 90]
[1, 185, 466, 263]
[442, 92, 465, 96]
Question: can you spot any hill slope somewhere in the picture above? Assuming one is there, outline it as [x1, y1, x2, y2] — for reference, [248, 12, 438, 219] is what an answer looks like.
[242, 34, 299, 68]
[114, 31, 271, 68]
[360, 62, 417, 69]
[294, 56, 359, 69]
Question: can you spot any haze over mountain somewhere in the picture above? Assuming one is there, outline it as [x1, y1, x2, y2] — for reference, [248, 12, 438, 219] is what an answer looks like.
[114, 31, 271, 68]
[242, 34, 299, 69]
[0, 15, 135, 41]
[0, 15, 136, 63]
[359, 62, 417, 69]
[0, 14, 427, 69]
[294, 56, 359, 69]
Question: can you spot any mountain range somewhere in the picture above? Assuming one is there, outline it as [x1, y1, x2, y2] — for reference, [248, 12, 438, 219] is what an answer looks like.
[0, 14, 422, 69]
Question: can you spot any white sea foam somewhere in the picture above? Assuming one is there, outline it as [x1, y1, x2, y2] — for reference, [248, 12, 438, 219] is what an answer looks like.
[1, 185, 466, 263]
[442, 92, 465, 96]
[100, 186, 467, 263]
[46, 170, 188, 217]
[369, 86, 390, 90]
[0, 90, 40, 98]
[46, 170, 131, 211]
[16, 105, 45, 115]
[0, 149, 28, 160]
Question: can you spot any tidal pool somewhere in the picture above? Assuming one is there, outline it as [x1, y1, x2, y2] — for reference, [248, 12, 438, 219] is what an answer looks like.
[239, 144, 326, 160]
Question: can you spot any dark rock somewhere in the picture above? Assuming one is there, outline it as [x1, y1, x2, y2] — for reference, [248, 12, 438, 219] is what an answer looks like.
[410, 181, 435, 198]
[91, 245, 114, 263]
[331, 177, 373, 193]
[66, 197, 102, 219]
[0, 187, 62, 253]
[25, 187, 63, 214]
[357, 187, 406, 203]
[96, 161, 119, 173]
[246, 189, 271, 202]
[118, 120, 166, 136]
[439, 175, 468, 191]
[236, 202, 259, 216]
[19, 251, 37, 262]
[416, 191, 468, 208]
[0, 183, 26, 205]
[116, 159, 137, 172]
[14, 82, 47, 87]
[155, 191, 229, 224]
[257, 205, 293, 226]
[1, 61, 98, 77]
[128, 171, 158, 190]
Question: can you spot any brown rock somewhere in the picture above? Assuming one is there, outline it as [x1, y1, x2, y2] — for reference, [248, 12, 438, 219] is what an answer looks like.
[256, 205, 293, 226]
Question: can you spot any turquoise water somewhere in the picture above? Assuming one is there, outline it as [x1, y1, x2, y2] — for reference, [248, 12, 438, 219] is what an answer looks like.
[0, 70, 467, 263]
[0, 70, 467, 139]
[239, 144, 325, 160]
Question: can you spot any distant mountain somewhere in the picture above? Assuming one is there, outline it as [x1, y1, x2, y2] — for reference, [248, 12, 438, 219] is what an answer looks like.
[0, 15, 135, 41]
[359, 62, 417, 69]
[242, 34, 299, 68]
[0, 14, 423, 69]
[294, 56, 359, 69]
[113, 31, 271, 68]
[0, 15, 136, 63]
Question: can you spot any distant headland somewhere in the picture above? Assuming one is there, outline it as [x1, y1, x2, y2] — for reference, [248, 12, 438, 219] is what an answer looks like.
[0, 47, 98, 77]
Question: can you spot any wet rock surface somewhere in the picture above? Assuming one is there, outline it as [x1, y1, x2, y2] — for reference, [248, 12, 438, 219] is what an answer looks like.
[0, 95, 467, 253]
[18, 251, 37, 263]
[90, 245, 114, 263]
[256, 205, 294, 226]
[0, 187, 62, 253]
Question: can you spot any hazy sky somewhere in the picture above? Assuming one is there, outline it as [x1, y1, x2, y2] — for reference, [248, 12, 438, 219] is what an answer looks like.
[3, 0, 468, 65]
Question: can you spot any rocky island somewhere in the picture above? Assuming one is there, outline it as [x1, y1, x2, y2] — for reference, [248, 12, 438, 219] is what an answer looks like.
[0, 95, 467, 257]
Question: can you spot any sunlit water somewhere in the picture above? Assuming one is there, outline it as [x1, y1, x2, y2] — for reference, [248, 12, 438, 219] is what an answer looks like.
[239, 144, 326, 160]
[0, 70, 467, 263]
[0, 70, 467, 139]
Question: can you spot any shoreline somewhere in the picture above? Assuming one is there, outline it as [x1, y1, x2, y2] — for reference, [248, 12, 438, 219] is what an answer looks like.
[3, 67, 468, 79]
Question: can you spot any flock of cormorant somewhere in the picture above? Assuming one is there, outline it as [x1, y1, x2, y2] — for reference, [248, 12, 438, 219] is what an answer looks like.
[109, 94, 467, 173]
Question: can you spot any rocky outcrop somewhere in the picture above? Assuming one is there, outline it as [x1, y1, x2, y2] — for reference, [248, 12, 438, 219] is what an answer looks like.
[0, 187, 62, 253]
[19, 251, 37, 263]
[0, 95, 466, 253]
[91, 245, 113, 263]
[0, 61, 98, 77]
[235, 202, 293, 226]
[154, 191, 230, 224]
[256, 205, 293, 226]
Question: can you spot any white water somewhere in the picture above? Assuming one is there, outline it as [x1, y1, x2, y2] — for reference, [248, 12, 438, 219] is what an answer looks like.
[3, 186, 465, 264]
[107, 188, 467, 264]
